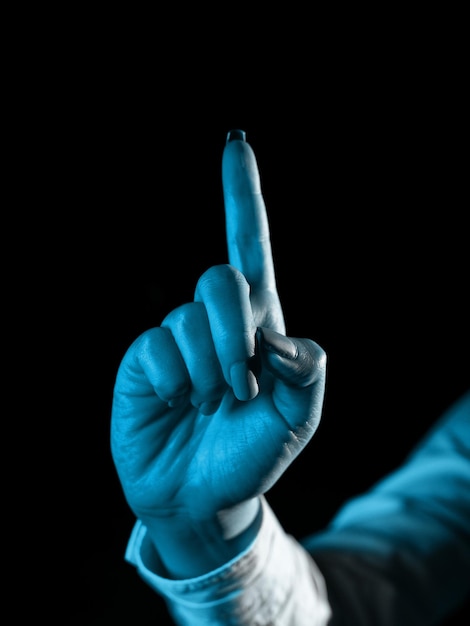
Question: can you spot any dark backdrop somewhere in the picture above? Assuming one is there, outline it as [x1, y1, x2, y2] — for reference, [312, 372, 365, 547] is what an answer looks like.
[25, 61, 469, 624]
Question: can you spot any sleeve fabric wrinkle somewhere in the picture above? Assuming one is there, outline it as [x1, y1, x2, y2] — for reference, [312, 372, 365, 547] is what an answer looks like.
[304, 390, 470, 625]
[126, 495, 332, 625]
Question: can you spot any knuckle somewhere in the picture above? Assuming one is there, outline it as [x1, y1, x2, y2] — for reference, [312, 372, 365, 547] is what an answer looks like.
[161, 302, 202, 333]
[196, 264, 246, 294]
[132, 326, 168, 353]
[295, 339, 327, 387]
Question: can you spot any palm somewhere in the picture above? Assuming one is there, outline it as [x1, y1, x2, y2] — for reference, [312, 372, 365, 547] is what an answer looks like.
[115, 364, 310, 519]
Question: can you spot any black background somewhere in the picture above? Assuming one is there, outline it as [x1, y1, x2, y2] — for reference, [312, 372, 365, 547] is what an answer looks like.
[16, 27, 469, 625]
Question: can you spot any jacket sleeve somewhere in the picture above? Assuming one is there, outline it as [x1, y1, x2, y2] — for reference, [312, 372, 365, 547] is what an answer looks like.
[303, 390, 470, 625]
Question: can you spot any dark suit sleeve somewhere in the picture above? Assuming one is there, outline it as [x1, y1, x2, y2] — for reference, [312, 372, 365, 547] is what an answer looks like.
[303, 391, 470, 625]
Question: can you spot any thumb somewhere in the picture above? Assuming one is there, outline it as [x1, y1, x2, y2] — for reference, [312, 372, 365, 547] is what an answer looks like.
[257, 326, 327, 432]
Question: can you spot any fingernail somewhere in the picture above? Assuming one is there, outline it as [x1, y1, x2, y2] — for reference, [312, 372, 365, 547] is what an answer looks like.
[230, 361, 258, 401]
[257, 327, 298, 360]
[226, 129, 246, 144]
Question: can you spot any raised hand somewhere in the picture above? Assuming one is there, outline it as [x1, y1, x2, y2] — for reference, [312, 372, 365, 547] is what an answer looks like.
[111, 131, 326, 577]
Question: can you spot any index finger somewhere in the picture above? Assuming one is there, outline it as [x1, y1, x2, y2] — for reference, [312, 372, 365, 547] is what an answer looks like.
[222, 131, 277, 294]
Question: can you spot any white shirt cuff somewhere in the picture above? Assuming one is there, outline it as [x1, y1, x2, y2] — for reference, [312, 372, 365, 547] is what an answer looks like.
[125, 496, 332, 625]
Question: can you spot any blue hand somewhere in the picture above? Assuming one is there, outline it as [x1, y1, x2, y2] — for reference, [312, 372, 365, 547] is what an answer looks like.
[111, 133, 326, 577]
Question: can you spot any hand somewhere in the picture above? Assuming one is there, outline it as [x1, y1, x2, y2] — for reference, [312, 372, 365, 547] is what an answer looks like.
[111, 131, 326, 576]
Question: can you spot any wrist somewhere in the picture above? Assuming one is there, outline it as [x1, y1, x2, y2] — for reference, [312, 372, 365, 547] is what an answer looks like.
[141, 497, 262, 579]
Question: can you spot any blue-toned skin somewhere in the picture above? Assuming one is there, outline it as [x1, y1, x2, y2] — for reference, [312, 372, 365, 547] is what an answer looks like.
[111, 133, 327, 579]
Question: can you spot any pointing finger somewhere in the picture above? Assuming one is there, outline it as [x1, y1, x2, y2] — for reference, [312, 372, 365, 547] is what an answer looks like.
[222, 132, 277, 296]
